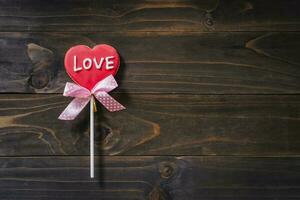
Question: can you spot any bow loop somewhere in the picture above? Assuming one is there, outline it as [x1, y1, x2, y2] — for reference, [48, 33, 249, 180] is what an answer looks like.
[91, 75, 118, 94]
[63, 82, 90, 98]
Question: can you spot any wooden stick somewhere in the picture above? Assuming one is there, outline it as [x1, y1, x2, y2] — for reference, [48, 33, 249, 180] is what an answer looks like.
[90, 96, 94, 178]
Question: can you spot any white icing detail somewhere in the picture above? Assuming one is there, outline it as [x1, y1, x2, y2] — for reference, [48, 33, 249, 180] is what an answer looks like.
[73, 56, 82, 72]
[93, 57, 104, 69]
[83, 58, 92, 70]
[106, 56, 115, 70]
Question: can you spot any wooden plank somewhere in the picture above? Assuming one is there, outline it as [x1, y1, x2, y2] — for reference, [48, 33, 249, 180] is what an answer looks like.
[0, 0, 299, 32]
[1, 32, 300, 94]
[0, 94, 299, 156]
[0, 156, 299, 199]
[211, 0, 300, 31]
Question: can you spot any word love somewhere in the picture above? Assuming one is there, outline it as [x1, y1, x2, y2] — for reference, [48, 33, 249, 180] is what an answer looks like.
[73, 55, 115, 72]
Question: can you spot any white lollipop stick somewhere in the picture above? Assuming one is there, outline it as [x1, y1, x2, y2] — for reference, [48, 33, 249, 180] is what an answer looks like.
[90, 96, 95, 178]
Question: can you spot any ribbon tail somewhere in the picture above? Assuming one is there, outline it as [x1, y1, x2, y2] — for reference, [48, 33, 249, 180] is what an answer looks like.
[58, 97, 90, 120]
[94, 92, 125, 112]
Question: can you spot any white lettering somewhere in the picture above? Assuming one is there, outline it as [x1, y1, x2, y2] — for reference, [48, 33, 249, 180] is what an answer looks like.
[93, 57, 104, 69]
[105, 56, 114, 70]
[83, 58, 92, 70]
[73, 56, 82, 72]
[73, 56, 116, 72]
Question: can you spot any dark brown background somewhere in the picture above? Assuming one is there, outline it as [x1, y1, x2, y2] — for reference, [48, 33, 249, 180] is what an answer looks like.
[0, 0, 299, 199]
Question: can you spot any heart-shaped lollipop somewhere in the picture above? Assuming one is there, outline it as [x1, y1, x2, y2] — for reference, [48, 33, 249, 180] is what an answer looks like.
[60, 44, 124, 178]
[64, 44, 120, 90]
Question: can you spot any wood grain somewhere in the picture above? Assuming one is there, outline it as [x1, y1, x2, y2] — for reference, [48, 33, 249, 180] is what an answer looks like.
[0, 0, 299, 32]
[0, 156, 299, 199]
[1, 32, 300, 94]
[0, 94, 299, 156]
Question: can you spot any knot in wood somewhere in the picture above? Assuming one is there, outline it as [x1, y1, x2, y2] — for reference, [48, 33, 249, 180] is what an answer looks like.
[159, 162, 174, 179]
[204, 13, 214, 27]
[95, 125, 111, 142]
[148, 186, 168, 200]
[28, 70, 49, 89]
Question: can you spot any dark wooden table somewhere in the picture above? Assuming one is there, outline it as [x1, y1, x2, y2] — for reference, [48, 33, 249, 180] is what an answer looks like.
[0, 0, 299, 199]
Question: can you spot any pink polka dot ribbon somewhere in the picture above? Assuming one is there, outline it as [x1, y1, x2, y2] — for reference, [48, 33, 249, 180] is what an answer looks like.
[58, 75, 125, 120]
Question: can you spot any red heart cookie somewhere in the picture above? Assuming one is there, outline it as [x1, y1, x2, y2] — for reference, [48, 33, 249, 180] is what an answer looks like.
[64, 44, 120, 90]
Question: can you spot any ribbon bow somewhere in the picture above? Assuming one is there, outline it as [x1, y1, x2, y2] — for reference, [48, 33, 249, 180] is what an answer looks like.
[58, 75, 125, 120]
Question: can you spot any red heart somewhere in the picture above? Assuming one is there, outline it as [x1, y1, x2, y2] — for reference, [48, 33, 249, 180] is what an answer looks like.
[64, 44, 120, 90]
